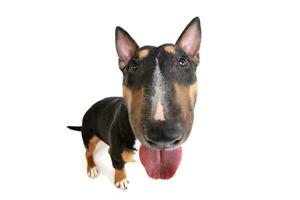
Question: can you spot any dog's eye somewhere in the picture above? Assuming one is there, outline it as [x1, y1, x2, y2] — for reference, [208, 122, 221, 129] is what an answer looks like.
[129, 60, 138, 71]
[178, 57, 188, 67]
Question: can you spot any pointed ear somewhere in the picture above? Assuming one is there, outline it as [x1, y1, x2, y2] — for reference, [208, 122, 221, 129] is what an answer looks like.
[176, 17, 201, 65]
[115, 26, 139, 70]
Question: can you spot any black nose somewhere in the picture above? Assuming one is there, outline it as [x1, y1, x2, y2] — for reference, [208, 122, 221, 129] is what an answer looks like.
[144, 122, 183, 148]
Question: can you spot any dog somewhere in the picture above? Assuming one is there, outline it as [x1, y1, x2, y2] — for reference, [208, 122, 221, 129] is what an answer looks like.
[67, 17, 201, 189]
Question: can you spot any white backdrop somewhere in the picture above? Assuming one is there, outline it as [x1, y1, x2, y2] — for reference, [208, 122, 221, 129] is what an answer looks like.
[0, 0, 299, 199]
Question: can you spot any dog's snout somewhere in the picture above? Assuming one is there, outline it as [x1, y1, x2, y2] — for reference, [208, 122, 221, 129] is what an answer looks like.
[144, 122, 183, 149]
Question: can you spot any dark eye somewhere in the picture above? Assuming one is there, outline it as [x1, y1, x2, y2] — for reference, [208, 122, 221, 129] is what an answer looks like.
[129, 60, 138, 71]
[178, 57, 188, 67]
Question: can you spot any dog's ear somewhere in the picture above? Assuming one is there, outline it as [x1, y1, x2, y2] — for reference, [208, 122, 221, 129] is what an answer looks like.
[176, 17, 201, 65]
[115, 26, 139, 70]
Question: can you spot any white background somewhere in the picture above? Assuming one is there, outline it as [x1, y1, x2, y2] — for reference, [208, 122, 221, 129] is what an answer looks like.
[0, 0, 299, 199]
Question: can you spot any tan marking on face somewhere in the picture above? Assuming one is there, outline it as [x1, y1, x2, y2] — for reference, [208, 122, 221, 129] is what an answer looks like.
[164, 45, 176, 54]
[122, 86, 144, 139]
[138, 49, 149, 59]
[121, 150, 136, 163]
[114, 168, 127, 183]
[189, 82, 198, 106]
[86, 136, 101, 170]
[174, 82, 198, 133]
[123, 86, 132, 112]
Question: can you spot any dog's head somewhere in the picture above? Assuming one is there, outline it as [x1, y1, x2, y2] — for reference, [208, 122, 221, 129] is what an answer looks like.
[116, 17, 201, 150]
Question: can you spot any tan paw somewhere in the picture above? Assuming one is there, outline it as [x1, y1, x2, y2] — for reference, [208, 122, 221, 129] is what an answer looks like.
[87, 166, 99, 178]
[115, 178, 129, 190]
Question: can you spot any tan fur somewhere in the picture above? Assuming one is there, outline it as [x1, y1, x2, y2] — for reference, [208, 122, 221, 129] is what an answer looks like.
[174, 82, 197, 132]
[189, 82, 198, 106]
[138, 49, 149, 59]
[164, 45, 176, 54]
[123, 86, 132, 112]
[121, 150, 135, 163]
[86, 136, 101, 171]
[115, 168, 127, 183]
[123, 86, 144, 140]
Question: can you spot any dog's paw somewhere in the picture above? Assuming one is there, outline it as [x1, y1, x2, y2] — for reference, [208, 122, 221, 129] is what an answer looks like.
[115, 178, 129, 190]
[87, 166, 99, 178]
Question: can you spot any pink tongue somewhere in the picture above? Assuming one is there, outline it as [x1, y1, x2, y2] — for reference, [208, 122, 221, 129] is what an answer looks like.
[139, 144, 182, 179]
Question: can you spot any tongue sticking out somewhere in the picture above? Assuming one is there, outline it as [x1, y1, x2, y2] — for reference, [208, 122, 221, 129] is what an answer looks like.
[139, 144, 182, 179]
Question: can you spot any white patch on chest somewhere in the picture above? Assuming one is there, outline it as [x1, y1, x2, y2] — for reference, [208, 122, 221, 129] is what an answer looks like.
[152, 58, 166, 121]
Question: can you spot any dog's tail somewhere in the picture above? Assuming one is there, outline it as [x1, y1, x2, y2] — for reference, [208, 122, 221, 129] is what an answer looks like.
[67, 126, 82, 131]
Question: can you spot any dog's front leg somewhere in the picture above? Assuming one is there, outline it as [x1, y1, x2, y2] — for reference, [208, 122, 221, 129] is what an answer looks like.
[109, 148, 135, 189]
[114, 167, 129, 189]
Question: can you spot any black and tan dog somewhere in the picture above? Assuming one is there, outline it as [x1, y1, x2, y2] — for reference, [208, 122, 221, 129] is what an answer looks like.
[68, 17, 201, 189]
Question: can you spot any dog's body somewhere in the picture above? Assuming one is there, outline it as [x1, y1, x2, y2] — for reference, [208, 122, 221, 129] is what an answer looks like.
[69, 97, 135, 189]
[68, 17, 201, 189]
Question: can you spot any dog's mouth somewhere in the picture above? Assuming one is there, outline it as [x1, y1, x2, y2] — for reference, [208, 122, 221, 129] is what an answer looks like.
[134, 122, 186, 179]
[139, 144, 182, 179]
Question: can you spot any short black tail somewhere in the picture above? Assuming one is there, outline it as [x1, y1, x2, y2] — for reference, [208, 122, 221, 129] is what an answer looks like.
[67, 126, 82, 131]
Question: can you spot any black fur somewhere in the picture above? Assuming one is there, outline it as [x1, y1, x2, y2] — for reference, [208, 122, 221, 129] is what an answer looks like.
[76, 97, 135, 170]
[67, 17, 201, 181]
[67, 126, 81, 131]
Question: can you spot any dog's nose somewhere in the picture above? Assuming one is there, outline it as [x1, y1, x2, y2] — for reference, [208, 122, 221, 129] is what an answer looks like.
[145, 133, 182, 148]
[144, 122, 183, 148]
